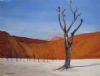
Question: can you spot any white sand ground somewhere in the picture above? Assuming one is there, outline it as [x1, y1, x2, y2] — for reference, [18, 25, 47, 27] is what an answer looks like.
[0, 58, 100, 76]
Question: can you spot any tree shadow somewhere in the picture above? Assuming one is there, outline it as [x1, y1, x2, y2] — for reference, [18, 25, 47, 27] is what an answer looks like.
[70, 63, 100, 68]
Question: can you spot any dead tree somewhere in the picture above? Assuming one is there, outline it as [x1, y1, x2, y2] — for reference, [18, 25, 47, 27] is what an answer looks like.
[57, 0, 83, 70]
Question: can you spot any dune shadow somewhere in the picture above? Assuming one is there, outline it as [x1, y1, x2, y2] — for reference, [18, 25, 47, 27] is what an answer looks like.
[5, 72, 16, 75]
[71, 63, 100, 68]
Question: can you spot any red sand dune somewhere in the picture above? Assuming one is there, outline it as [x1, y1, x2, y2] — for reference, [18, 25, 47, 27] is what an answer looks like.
[0, 30, 100, 59]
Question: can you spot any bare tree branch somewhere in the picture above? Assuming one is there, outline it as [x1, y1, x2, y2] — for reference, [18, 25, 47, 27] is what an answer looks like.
[71, 19, 83, 36]
[57, 6, 64, 32]
[62, 9, 67, 33]
[69, 19, 83, 46]
[66, 0, 80, 33]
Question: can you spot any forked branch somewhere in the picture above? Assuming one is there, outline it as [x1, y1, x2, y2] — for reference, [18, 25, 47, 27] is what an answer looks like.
[69, 19, 83, 45]
[66, 0, 81, 33]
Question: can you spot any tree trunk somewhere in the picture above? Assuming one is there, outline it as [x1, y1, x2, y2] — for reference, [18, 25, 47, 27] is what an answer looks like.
[56, 34, 71, 70]
[64, 35, 71, 69]
[64, 47, 71, 68]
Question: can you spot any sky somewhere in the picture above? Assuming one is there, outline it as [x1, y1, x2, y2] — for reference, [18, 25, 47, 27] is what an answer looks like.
[0, 0, 100, 40]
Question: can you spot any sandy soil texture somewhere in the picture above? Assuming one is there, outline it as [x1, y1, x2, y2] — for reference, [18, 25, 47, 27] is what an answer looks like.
[0, 58, 100, 76]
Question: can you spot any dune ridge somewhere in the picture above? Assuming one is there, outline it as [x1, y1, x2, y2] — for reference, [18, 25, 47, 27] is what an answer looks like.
[0, 31, 100, 59]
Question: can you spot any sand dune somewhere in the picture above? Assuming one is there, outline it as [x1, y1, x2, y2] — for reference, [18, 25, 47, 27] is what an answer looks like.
[0, 31, 100, 59]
